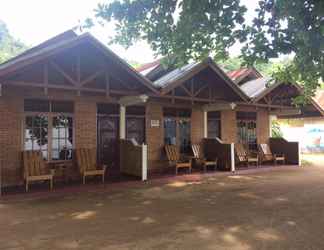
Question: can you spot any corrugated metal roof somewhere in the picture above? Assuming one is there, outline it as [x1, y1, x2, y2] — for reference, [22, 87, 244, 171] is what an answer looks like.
[240, 77, 272, 99]
[227, 68, 250, 81]
[153, 61, 200, 87]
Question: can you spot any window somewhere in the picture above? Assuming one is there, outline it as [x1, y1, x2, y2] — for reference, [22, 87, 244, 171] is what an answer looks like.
[52, 116, 73, 160]
[24, 115, 48, 159]
[163, 108, 191, 154]
[23, 99, 74, 161]
[237, 112, 257, 151]
[207, 111, 221, 139]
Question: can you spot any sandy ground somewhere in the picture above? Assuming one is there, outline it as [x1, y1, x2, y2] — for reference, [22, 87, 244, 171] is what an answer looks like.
[2, 165, 324, 249]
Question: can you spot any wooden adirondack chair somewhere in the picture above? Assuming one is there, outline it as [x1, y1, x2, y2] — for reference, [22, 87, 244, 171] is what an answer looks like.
[191, 144, 217, 172]
[235, 143, 259, 167]
[258, 143, 285, 165]
[23, 151, 55, 192]
[76, 148, 107, 184]
[165, 145, 192, 175]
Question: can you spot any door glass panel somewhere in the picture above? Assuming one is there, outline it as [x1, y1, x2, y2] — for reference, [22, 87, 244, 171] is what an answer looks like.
[179, 119, 191, 154]
[164, 118, 177, 145]
[126, 117, 145, 144]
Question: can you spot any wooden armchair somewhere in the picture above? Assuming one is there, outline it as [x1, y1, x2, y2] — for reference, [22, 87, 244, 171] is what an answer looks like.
[165, 145, 192, 175]
[235, 143, 259, 167]
[76, 148, 107, 184]
[258, 143, 285, 165]
[191, 144, 217, 172]
[23, 151, 55, 192]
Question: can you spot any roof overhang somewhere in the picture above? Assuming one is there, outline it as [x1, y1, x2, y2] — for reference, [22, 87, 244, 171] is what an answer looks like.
[159, 58, 249, 101]
[0, 32, 159, 95]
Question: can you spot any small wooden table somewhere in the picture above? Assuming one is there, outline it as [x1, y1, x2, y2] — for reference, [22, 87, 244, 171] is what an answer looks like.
[48, 160, 73, 183]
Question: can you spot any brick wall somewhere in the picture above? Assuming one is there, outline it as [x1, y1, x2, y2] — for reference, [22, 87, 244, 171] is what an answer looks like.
[191, 107, 204, 144]
[257, 109, 270, 144]
[0, 96, 23, 186]
[74, 98, 97, 149]
[221, 110, 237, 143]
[145, 102, 164, 170]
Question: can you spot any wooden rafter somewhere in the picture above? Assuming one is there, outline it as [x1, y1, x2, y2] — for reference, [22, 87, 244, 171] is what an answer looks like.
[179, 84, 192, 97]
[50, 60, 77, 86]
[80, 69, 104, 86]
[194, 84, 208, 97]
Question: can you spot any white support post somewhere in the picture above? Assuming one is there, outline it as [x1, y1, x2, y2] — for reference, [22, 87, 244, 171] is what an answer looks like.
[231, 143, 235, 173]
[119, 105, 126, 139]
[142, 144, 148, 181]
[203, 111, 208, 138]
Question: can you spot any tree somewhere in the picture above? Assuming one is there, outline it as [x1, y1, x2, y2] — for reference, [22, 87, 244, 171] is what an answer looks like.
[241, 0, 324, 103]
[0, 20, 27, 63]
[92, 0, 324, 101]
[94, 0, 246, 63]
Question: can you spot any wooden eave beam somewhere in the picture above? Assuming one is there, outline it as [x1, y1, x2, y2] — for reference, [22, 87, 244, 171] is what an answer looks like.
[4, 80, 139, 96]
[80, 69, 104, 86]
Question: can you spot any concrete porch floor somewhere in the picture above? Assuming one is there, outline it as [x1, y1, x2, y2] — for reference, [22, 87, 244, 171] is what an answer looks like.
[1, 164, 324, 249]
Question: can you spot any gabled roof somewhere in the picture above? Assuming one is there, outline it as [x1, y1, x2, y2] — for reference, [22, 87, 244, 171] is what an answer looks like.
[0, 31, 159, 94]
[151, 58, 249, 101]
[240, 77, 324, 116]
[136, 59, 162, 75]
[240, 77, 274, 99]
[227, 67, 262, 85]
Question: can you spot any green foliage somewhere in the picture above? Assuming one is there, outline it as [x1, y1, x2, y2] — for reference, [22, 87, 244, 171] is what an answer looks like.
[94, 0, 247, 63]
[271, 120, 283, 138]
[0, 20, 27, 63]
[241, 0, 324, 100]
[92, 0, 323, 100]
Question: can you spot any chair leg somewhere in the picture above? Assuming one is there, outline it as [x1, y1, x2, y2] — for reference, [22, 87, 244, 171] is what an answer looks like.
[25, 180, 28, 192]
[175, 167, 178, 175]
[102, 174, 105, 184]
[83, 175, 86, 184]
[50, 178, 53, 190]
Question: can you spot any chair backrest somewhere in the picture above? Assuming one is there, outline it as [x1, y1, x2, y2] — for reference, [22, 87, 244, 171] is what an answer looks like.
[165, 145, 180, 162]
[76, 148, 97, 173]
[23, 151, 47, 177]
[192, 144, 203, 159]
[259, 143, 273, 156]
[235, 143, 247, 162]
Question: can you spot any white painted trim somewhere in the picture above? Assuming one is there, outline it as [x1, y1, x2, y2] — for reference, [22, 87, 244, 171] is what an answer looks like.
[119, 95, 148, 106]
[231, 143, 235, 172]
[203, 102, 236, 112]
[119, 105, 126, 139]
[142, 144, 148, 181]
[203, 111, 207, 138]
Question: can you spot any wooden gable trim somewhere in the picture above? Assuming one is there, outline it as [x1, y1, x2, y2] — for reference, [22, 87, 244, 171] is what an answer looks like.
[253, 82, 324, 116]
[0, 33, 159, 95]
[160, 59, 249, 102]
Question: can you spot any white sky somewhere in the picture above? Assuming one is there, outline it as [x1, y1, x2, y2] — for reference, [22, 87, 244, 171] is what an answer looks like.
[0, 0, 260, 64]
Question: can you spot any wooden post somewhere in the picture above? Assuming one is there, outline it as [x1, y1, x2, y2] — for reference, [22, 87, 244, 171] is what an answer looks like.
[119, 105, 126, 139]
[43, 63, 49, 95]
[105, 73, 110, 98]
[231, 143, 235, 173]
[203, 111, 208, 138]
[142, 144, 148, 181]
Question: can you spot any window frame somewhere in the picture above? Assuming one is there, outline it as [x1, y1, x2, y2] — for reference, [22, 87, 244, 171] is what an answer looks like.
[22, 100, 74, 162]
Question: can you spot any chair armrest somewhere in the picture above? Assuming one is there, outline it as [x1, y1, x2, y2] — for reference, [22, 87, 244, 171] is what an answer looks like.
[50, 169, 55, 176]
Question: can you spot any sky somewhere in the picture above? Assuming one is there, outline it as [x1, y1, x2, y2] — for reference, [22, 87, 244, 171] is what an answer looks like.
[0, 0, 260, 64]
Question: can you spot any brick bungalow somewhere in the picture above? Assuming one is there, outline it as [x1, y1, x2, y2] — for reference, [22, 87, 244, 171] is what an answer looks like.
[0, 30, 323, 188]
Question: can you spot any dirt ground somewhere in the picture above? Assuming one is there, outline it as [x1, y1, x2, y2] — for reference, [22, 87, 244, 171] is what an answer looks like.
[2, 164, 324, 250]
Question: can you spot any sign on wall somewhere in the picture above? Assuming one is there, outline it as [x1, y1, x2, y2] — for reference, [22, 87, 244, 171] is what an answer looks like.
[150, 119, 160, 128]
